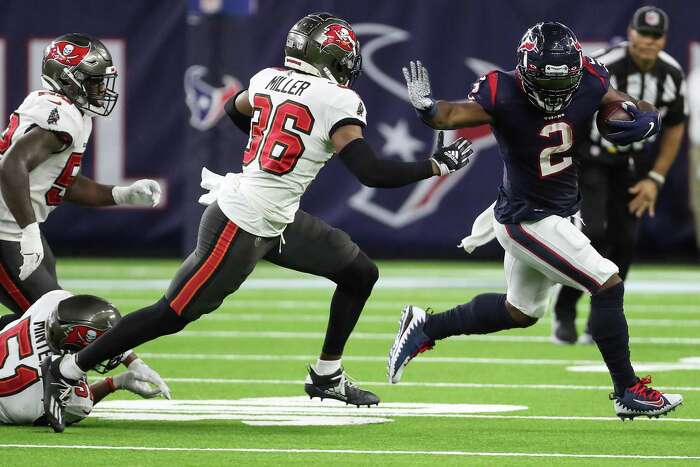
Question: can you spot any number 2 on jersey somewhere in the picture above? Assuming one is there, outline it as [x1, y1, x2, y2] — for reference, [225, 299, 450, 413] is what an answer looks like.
[539, 122, 573, 177]
[242, 93, 315, 175]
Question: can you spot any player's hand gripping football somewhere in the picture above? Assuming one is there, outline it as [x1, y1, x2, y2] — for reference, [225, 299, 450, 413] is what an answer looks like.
[115, 358, 171, 399]
[431, 131, 473, 176]
[112, 179, 162, 207]
[402, 60, 436, 112]
[605, 102, 661, 146]
[19, 222, 44, 280]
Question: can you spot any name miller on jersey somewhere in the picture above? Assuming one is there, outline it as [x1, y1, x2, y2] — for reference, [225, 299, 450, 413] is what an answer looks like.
[32, 319, 52, 363]
[265, 75, 312, 96]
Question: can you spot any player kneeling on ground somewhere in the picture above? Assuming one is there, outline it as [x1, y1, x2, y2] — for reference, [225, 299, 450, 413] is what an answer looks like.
[0, 290, 169, 430]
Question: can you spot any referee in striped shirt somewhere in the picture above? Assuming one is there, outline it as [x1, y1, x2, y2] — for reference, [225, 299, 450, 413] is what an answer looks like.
[552, 6, 688, 344]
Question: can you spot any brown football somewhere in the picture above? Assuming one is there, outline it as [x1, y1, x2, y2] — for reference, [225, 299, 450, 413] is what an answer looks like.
[596, 101, 633, 140]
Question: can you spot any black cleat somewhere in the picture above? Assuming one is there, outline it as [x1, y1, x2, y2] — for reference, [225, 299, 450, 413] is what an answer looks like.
[551, 316, 577, 345]
[40, 356, 77, 433]
[304, 366, 380, 407]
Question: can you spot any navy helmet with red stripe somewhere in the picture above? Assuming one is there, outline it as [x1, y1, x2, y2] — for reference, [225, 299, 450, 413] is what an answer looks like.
[517, 22, 583, 113]
[47, 295, 123, 374]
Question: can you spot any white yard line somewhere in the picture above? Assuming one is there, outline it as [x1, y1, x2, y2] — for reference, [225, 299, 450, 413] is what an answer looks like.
[174, 330, 700, 345]
[117, 375, 700, 393]
[0, 444, 697, 459]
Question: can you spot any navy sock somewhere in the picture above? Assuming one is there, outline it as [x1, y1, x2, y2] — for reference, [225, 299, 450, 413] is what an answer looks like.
[423, 293, 518, 340]
[589, 281, 637, 394]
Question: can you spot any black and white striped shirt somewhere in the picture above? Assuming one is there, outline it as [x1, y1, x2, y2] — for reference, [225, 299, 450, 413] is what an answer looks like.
[583, 42, 688, 163]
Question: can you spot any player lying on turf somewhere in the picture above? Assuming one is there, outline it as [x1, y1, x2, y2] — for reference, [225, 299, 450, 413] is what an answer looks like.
[387, 22, 683, 420]
[0, 33, 161, 328]
[0, 290, 169, 429]
[41, 12, 474, 432]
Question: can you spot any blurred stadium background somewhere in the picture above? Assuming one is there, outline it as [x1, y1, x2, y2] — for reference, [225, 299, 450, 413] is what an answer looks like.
[1, 0, 699, 262]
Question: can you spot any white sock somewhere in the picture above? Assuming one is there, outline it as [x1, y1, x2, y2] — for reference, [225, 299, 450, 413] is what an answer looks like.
[315, 358, 341, 375]
[59, 354, 86, 380]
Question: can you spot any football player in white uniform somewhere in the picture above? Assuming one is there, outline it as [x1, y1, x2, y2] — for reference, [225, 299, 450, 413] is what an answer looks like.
[44, 12, 473, 431]
[0, 33, 161, 327]
[0, 290, 169, 428]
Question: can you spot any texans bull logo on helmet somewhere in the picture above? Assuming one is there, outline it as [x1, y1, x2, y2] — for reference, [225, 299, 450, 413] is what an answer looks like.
[518, 31, 539, 53]
[63, 324, 103, 348]
[321, 23, 358, 54]
[45, 41, 91, 67]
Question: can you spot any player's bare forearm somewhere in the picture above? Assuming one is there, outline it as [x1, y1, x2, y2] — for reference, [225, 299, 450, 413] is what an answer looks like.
[423, 100, 493, 129]
[122, 352, 137, 367]
[0, 157, 35, 228]
[653, 123, 685, 176]
[0, 127, 63, 227]
[90, 379, 116, 405]
[65, 174, 116, 206]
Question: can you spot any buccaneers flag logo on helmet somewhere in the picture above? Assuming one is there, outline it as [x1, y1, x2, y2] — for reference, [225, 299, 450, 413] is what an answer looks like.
[45, 41, 91, 67]
[321, 23, 358, 54]
[63, 324, 103, 348]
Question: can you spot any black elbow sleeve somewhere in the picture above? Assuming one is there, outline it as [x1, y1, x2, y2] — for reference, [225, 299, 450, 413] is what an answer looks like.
[224, 90, 252, 134]
[338, 138, 434, 188]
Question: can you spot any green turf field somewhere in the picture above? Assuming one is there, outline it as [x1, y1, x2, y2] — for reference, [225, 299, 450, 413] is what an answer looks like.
[1, 259, 699, 466]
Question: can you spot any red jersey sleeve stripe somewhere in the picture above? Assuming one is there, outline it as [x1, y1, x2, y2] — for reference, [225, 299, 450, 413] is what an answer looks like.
[487, 72, 499, 107]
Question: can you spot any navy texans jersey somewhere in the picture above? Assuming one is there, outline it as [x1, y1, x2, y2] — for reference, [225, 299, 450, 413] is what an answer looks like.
[469, 57, 610, 224]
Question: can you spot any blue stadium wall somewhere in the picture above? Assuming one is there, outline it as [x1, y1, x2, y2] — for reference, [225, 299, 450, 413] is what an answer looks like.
[0, 0, 697, 260]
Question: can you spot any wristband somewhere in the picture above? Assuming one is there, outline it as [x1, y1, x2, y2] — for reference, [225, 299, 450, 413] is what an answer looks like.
[647, 170, 665, 189]
[105, 376, 117, 393]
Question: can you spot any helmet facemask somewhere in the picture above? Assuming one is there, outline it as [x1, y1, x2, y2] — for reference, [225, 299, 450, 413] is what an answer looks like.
[519, 62, 582, 113]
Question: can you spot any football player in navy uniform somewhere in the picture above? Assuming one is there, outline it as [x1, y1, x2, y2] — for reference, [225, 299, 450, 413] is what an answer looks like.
[0, 34, 161, 327]
[388, 22, 682, 419]
[40, 13, 473, 432]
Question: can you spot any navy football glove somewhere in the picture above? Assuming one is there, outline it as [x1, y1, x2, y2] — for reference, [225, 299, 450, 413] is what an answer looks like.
[605, 102, 661, 146]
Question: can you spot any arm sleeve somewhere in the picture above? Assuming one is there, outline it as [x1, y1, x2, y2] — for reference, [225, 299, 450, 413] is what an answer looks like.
[326, 88, 367, 138]
[224, 90, 252, 134]
[467, 71, 499, 116]
[338, 138, 433, 188]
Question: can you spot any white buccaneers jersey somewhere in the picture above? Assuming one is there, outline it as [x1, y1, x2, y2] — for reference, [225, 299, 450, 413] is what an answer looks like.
[0, 290, 92, 425]
[0, 90, 92, 241]
[217, 67, 367, 237]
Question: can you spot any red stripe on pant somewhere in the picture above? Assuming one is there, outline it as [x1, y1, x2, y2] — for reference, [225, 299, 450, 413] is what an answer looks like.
[0, 264, 31, 311]
[170, 221, 239, 315]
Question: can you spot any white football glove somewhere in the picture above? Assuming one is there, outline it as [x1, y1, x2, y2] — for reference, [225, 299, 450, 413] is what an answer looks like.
[19, 222, 43, 280]
[402, 60, 436, 112]
[112, 179, 161, 207]
[118, 358, 171, 399]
